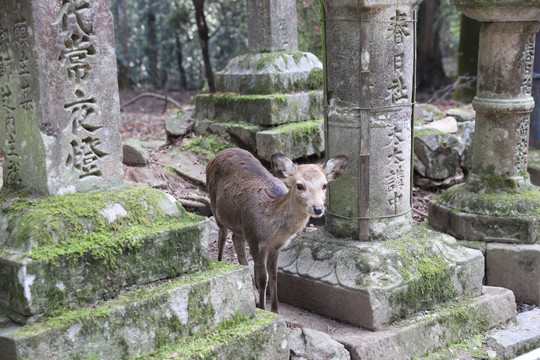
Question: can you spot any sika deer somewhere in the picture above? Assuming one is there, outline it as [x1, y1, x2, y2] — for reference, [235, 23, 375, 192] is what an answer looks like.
[206, 148, 348, 313]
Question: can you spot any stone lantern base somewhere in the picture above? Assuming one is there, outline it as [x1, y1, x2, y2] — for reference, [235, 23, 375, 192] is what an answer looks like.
[429, 181, 540, 305]
[277, 226, 499, 331]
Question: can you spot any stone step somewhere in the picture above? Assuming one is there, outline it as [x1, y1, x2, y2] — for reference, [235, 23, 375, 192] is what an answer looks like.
[194, 91, 322, 126]
[487, 308, 540, 359]
[133, 309, 290, 360]
[280, 286, 517, 360]
[0, 185, 210, 320]
[214, 51, 323, 95]
[0, 262, 256, 360]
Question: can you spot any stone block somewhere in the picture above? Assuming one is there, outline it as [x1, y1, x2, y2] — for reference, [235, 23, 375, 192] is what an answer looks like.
[0, 0, 123, 195]
[165, 108, 194, 138]
[429, 187, 540, 244]
[289, 327, 350, 360]
[256, 119, 324, 162]
[214, 51, 323, 95]
[487, 309, 540, 359]
[122, 138, 149, 166]
[332, 287, 516, 360]
[413, 129, 465, 180]
[278, 226, 484, 331]
[0, 185, 210, 319]
[486, 243, 540, 305]
[0, 263, 256, 360]
[195, 91, 323, 126]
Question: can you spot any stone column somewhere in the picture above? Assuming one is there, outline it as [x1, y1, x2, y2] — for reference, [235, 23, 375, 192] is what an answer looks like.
[246, 0, 298, 52]
[323, 0, 418, 241]
[429, 2, 540, 244]
[0, 0, 123, 195]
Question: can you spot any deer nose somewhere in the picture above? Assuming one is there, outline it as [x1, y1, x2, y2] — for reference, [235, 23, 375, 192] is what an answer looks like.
[313, 206, 324, 216]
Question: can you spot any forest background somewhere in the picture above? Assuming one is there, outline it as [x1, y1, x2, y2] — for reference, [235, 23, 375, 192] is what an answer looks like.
[111, 0, 479, 102]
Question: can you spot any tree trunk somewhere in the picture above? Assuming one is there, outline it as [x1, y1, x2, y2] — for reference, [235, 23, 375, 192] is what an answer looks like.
[115, 0, 131, 89]
[192, 0, 215, 92]
[416, 0, 450, 93]
[454, 15, 480, 103]
[175, 30, 188, 91]
[146, 0, 160, 88]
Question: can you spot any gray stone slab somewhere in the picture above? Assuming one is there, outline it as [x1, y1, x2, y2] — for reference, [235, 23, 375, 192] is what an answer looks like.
[289, 327, 350, 360]
[122, 138, 149, 166]
[486, 243, 540, 305]
[487, 309, 540, 359]
[195, 91, 323, 126]
[0, 185, 210, 319]
[278, 226, 484, 331]
[0, 0, 123, 195]
[256, 119, 324, 162]
[280, 287, 516, 360]
[0, 263, 256, 360]
[214, 52, 322, 95]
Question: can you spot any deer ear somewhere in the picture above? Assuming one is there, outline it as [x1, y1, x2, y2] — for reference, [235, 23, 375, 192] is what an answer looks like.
[324, 155, 349, 181]
[272, 153, 297, 180]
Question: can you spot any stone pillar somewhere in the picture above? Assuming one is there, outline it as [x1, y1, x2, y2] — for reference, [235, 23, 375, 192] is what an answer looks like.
[246, 0, 298, 52]
[429, 2, 540, 244]
[0, 0, 123, 196]
[324, 1, 418, 241]
[429, 1, 540, 305]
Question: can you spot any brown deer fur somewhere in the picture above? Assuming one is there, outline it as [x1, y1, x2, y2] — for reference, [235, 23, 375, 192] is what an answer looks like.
[206, 148, 348, 313]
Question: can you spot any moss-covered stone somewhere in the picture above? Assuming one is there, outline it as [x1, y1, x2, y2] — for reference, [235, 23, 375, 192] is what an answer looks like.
[0, 185, 210, 317]
[133, 309, 289, 360]
[3, 262, 256, 360]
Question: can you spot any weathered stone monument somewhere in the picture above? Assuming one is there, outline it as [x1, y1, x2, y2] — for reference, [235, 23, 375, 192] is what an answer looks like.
[429, 0, 540, 305]
[0, 0, 123, 195]
[277, 0, 517, 357]
[193, 0, 325, 162]
[0, 1, 288, 358]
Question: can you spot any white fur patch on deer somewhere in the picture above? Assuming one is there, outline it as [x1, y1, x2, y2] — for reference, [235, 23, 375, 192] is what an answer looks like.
[206, 148, 348, 313]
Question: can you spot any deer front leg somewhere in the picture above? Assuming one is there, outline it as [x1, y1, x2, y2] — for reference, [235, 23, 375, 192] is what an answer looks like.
[267, 249, 280, 313]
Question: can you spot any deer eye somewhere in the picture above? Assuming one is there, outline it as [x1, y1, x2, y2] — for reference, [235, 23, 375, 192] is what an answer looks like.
[322, 183, 328, 190]
[296, 183, 305, 191]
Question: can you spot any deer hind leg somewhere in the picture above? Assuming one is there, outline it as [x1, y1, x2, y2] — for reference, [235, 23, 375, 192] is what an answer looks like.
[217, 226, 228, 261]
[231, 233, 248, 266]
[267, 249, 280, 313]
[253, 253, 268, 311]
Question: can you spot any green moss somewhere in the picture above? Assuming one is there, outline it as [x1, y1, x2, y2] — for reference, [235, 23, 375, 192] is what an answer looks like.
[134, 309, 278, 360]
[182, 134, 233, 162]
[0, 185, 203, 265]
[306, 67, 323, 89]
[414, 128, 445, 137]
[275, 119, 323, 144]
[163, 166, 177, 177]
[437, 182, 540, 217]
[387, 233, 459, 321]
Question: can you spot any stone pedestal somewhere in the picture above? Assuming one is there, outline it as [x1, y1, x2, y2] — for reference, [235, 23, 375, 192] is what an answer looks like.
[0, 0, 123, 195]
[428, 0, 540, 305]
[193, 0, 324, 161]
